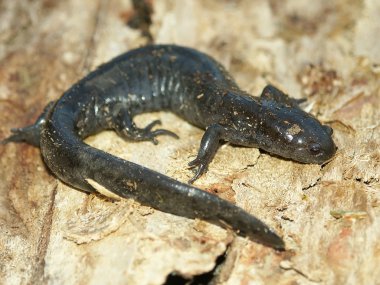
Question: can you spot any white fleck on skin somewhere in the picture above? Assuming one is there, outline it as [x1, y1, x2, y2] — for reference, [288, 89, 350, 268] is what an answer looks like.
[86, 178, 122, 201]
[286, 134, 293, 142]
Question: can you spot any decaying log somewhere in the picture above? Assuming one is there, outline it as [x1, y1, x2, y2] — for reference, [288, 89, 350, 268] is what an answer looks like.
[0, 0, 379, 284]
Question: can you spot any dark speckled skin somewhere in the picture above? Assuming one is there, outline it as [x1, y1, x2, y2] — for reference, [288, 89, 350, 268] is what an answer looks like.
[1, 45, 337, 250]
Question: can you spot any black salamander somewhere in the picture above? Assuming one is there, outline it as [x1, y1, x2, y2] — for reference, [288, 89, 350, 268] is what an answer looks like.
[1, 45, 337, 250]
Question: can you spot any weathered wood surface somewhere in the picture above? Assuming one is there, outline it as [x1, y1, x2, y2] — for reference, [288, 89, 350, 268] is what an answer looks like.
[0, 0, 379, 284]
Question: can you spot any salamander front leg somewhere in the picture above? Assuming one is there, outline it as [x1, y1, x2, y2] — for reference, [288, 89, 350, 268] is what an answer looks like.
[188, 124, 226, 183]
[111, 108, 178, 144]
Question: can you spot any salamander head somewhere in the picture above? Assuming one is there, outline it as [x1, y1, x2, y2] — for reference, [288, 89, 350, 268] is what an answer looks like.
[259, 103, 337, 164]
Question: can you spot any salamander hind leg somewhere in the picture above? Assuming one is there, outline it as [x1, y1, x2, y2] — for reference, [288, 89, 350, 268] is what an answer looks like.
[108, 105, 178, 145]
[1, 101, 55, 147]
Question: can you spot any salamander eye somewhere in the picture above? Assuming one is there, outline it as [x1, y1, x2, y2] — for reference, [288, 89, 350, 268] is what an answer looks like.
[309, 143, 321, 155]
[323, 125, 333, 136]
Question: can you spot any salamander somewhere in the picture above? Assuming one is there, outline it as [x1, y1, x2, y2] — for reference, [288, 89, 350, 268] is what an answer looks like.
[1, 45, 337, 250]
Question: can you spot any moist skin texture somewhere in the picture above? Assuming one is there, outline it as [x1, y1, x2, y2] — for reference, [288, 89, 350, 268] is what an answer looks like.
[1, 45, 337, 250]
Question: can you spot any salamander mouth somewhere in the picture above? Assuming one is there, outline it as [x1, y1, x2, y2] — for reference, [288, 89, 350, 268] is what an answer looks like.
[291, 143, 336, 164]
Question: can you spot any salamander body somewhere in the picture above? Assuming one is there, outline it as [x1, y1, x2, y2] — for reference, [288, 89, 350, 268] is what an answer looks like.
[2, 45, 337, 250]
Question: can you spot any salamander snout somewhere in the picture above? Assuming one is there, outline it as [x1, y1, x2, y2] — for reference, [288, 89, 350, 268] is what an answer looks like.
[306, 139, 336, 163]
[300, 125, 337, 164]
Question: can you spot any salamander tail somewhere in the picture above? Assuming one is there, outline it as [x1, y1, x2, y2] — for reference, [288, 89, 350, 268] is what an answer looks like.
[81, 149, 285, 250]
